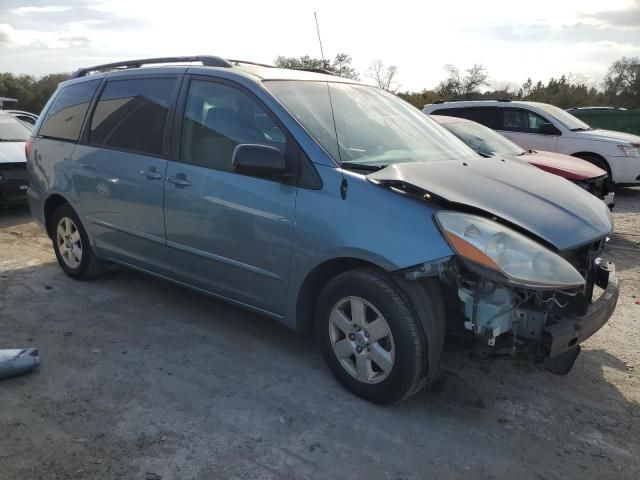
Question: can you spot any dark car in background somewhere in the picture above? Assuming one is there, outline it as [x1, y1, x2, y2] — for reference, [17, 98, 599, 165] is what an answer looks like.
[0, 110, 30, 205]
[432, 115, 615, 208]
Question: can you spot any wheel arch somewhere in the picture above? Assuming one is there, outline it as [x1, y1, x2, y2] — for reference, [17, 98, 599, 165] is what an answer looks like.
[44, 193, 72, 238]
[570, 152, 611, 177]
[295, 257, 385, 335]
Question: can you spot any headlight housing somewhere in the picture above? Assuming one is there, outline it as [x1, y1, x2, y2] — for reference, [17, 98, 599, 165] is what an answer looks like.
[435, 211, 585, 289]
[617, 144, 640, 157]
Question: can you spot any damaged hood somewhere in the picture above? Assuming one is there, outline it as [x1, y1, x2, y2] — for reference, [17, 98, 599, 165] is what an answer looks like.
[368, 158, 612, 251]
[519, 150, 606, 181]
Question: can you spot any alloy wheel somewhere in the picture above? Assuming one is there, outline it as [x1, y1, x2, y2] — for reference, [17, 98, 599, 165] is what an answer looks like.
[328, 296, 395, 384]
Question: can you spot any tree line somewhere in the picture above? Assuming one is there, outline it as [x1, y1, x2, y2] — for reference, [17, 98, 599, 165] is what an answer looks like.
[1, 55, 638, 114]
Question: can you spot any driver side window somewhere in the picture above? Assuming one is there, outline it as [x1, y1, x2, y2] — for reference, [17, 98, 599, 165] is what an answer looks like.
[180, 80, 286, 172]
[502, 108, 550, 134]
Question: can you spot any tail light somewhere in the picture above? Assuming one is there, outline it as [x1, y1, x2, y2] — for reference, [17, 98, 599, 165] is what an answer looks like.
[25, 137, 34, 161]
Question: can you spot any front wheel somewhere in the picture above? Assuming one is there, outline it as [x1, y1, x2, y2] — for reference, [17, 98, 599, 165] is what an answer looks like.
[51, 203, 105, 280]
[317, 269, 428, 404]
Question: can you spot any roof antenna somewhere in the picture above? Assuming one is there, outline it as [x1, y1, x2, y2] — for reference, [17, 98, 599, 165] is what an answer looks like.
[314, 11, 347, 199]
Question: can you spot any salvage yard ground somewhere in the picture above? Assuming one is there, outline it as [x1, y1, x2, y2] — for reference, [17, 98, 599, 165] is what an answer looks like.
[1, 189, 639, 480]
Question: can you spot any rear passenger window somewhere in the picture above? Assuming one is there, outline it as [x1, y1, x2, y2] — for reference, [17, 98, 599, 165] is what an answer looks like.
[434, 107, 498, 128]
[38, 80, 99, 141]
[89, 78, 176, 156]
[180, 80, 286, 172]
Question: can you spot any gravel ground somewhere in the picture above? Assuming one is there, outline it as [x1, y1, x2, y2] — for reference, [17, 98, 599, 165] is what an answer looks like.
[0, 189, 639, 480]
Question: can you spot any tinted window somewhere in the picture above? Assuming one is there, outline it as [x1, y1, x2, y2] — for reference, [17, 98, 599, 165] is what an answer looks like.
[39, 80, 99, 141]
[501, 108, 550, 134]
[181, 80, 286, 172]
[0, 113, 31, 141]
[434, 107, 499, 128]
[90, 78, 176, 156]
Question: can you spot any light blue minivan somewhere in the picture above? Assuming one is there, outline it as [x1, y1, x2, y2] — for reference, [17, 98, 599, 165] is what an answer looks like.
[26, 56, 618, 404]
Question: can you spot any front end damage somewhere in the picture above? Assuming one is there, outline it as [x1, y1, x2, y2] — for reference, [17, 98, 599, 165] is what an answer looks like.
[405, 237, 618, 374]
[369, 159, 619, 374]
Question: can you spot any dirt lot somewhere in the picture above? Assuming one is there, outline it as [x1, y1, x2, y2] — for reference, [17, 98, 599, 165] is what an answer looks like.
[1, 189, 639, 480]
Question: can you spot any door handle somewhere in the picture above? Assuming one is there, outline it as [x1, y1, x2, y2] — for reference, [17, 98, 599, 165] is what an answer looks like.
[140, 169, 163, 180]
[167, 174, 192, 187]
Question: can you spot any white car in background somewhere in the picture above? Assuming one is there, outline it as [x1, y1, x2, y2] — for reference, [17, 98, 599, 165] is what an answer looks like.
[423, 100, 640, 186]
[0, 110, 30, 204]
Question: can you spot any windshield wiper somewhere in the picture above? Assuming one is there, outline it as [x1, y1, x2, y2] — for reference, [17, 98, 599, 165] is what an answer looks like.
[341, 162, 386, 171]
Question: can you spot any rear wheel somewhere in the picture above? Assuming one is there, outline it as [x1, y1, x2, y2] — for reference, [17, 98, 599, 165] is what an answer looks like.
[52, 203, 105, 280]
[317, 269, 428, 404]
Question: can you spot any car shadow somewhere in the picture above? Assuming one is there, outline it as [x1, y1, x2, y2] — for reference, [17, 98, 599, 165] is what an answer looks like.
[612, 186, 640, 214]
[1, 259, 638, 480]
[0, 203, 32, 228]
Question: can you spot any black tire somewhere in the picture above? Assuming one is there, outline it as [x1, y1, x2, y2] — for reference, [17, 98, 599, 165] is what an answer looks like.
[51, 203, 105, 280]
[316, 268, 428, 405]
[573, 153, 611, 178]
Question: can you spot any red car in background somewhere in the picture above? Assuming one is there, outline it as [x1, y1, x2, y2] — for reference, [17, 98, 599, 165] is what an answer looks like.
[432, 115, 615, 208]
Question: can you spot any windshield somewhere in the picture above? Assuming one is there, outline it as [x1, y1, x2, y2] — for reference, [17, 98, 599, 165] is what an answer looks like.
[264, 81, 477, 168]
[443, 120, 525, 157]
[0, 113, 30, 141]
[536, 104, 591, 131]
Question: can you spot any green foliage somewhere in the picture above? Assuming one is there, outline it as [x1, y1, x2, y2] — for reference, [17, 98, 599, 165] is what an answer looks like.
[274, 53, 359, 80]
[2, 55, 639, 114]
[604, 57, 640, 108]
[0, 73, 69, 114]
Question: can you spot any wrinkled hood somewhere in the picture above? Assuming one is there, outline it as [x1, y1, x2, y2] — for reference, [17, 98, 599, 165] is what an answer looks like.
[0, 141, 26, 164]
[518, 150, 606, 180]
[569, 128, 640, 145]
[368, 157, 612, 251]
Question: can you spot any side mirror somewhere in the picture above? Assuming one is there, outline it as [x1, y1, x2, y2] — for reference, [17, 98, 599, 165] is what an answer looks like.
[538, 122, 560, 136]
[232, 144, 286, 176]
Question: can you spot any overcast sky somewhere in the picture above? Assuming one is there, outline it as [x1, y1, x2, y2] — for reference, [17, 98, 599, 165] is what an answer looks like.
[1, 0, 639, 91]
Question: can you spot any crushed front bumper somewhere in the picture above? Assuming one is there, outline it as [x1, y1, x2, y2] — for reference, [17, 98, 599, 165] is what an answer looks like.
[541, 266, 619, 360]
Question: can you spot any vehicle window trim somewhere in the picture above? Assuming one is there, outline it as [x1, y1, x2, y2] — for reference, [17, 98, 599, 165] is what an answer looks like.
[81, 74, 182, 159]
[171, 74, 321, 189]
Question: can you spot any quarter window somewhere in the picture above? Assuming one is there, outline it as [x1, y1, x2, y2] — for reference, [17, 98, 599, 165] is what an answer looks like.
[502, 109, 550, 134]
[38, 80, 99, 141]
[89, 78, 176, 156]
[180, 80, 286, 172]
[435, 107, 499, 129]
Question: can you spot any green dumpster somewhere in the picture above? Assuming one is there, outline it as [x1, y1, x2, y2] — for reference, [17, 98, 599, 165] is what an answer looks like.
[569, 109, 640, 136]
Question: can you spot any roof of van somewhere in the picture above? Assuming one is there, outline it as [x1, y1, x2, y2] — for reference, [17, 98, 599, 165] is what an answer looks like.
[66, 56, 358, 85]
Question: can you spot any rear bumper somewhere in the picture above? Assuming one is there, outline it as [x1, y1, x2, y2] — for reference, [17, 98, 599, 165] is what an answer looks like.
[541, 267, 619, 359]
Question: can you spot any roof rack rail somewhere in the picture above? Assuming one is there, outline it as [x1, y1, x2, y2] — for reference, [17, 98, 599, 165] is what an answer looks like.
[70, 55, 233, 79]
[227, 59, 275, 68]
[295, 68, 334, 75]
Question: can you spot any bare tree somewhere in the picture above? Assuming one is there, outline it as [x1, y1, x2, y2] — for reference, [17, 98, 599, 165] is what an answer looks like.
[436, 64, 489, 98]
[366, 60, 400, 92]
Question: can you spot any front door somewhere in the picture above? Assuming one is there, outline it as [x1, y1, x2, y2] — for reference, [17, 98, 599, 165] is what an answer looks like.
[498, 107, 559, 152]
[73, 76, 179, 275]
[163, 78, 297, 315]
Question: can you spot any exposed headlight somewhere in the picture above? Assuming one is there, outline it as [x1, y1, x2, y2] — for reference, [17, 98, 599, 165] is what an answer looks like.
[617, 144, 640, 157]
[435, 211, 585, 289]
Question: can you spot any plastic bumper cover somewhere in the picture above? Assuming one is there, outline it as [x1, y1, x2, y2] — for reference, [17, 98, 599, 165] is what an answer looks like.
[542, 266, 619, 359]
